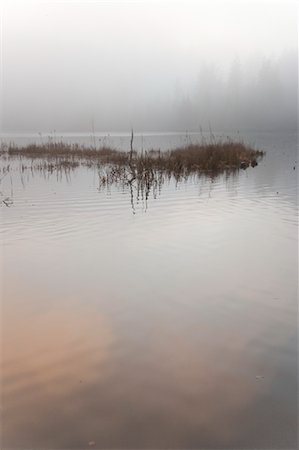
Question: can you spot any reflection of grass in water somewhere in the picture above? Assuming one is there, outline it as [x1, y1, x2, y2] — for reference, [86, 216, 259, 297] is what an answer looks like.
[0, 140, 264, 211]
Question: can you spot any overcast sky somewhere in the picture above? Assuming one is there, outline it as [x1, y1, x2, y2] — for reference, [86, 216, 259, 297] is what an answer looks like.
[0, 0, 297, 132]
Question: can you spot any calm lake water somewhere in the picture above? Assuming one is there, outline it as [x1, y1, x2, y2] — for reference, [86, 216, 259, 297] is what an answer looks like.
[0, 130, 298, 449]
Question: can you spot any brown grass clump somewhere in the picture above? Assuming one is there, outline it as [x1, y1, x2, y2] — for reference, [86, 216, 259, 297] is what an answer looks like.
[167, 141, 264, 174]
[0, 138, 264, 181]
[2, 142, 128, 164]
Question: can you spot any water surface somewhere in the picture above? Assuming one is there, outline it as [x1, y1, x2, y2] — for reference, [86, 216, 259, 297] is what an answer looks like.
[0, 131, 298, 449]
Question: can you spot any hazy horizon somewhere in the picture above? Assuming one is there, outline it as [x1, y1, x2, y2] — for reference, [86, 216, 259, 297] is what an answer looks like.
[0, 0, 297, 133]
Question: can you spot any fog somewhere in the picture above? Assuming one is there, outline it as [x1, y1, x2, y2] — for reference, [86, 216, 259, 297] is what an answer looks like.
[0, 0, 297, 133]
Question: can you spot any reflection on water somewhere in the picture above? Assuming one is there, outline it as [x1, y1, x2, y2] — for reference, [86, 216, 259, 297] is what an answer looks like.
[0, 131, 298, 448]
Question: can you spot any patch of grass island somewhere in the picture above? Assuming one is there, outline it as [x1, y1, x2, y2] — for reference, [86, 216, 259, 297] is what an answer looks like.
[1, 140, 264, 178]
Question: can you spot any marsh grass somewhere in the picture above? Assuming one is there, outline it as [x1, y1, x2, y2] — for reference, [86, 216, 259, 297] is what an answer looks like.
[0, 138, 264, 210]
[1, 139, 263, 172]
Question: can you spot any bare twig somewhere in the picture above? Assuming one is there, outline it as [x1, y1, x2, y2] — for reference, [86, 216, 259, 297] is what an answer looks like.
[129, 128, 134, 162]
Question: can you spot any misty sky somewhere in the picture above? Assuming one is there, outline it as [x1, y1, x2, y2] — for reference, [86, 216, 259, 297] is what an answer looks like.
[0, 0, 297, 132]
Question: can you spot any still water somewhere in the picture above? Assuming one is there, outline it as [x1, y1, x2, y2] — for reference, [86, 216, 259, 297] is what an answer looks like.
[0, 131, 298, 449]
